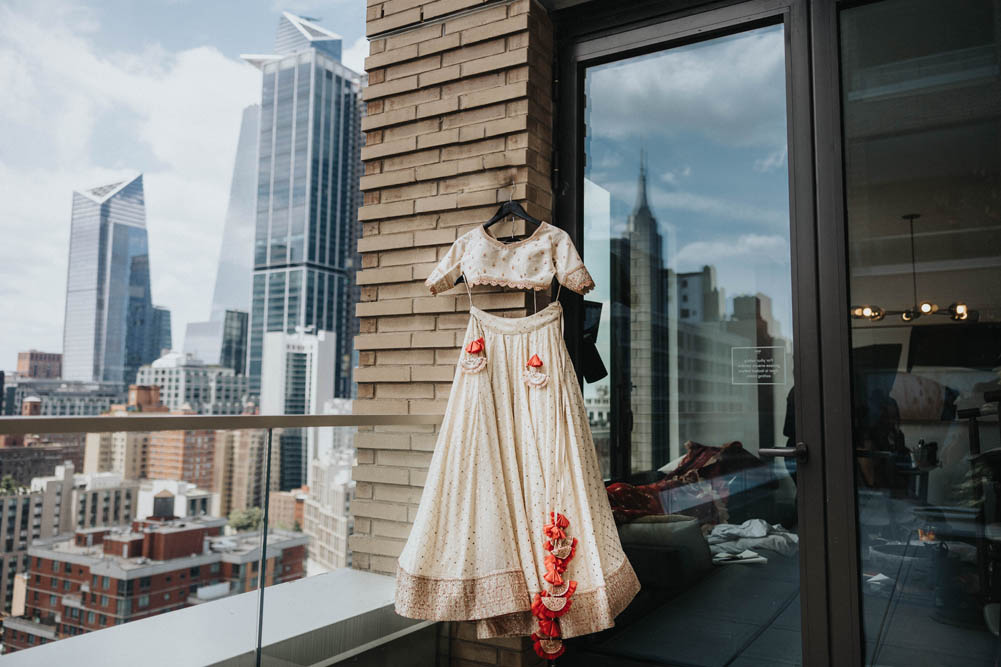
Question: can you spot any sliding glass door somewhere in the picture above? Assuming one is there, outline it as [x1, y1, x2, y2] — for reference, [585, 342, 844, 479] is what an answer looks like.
[557, 1, 827, 664]
[839, 1, 1001, 664]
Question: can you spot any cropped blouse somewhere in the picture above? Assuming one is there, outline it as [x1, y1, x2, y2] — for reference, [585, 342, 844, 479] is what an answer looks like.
[424, 221, 595, 296]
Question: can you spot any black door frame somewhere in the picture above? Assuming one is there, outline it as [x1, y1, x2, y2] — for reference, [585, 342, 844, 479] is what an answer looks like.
[552, 0, 853, 664]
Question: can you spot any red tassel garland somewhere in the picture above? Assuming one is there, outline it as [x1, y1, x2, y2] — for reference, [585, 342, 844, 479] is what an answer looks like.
[532, 512, 578, 663]
[532, 633, 566, 660]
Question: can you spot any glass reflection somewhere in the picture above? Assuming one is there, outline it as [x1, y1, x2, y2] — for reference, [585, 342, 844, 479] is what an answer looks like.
[582, 23, 801, 666]
[842, 1, 1001, 664]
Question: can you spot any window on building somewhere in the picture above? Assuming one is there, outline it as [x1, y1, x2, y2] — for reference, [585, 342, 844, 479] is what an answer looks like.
[138, 594, 149, 608]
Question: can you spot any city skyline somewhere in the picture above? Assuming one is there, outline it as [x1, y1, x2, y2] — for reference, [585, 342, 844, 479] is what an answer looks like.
[0, 1, 368, 372]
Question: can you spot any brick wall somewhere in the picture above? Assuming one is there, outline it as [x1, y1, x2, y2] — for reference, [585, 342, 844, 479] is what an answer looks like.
[353, 0, 553, 664]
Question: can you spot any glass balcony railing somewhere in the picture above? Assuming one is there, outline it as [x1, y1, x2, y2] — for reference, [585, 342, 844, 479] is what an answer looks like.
[0, 413, 442, 665]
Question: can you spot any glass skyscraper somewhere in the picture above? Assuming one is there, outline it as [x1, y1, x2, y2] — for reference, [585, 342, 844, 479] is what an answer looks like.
[243, 12, 363, 399]
[211, 104, 260, 321]
[183, 103, 258, 373]
[62, 174, 159, 385]
[151, 306, 172, 357]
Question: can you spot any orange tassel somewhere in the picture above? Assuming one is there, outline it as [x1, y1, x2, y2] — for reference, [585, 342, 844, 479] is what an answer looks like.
[545, 553, 569, 574]
[537, 618, 560, 638]
[527, 353, 543, 367]
[465, 337, 485, 354]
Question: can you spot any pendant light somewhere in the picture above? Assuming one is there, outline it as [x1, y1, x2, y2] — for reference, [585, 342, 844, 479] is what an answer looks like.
[850, 213, 973, 323]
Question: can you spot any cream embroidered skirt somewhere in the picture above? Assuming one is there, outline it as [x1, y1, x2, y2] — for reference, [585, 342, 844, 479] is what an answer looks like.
[394, 301, 640, 647]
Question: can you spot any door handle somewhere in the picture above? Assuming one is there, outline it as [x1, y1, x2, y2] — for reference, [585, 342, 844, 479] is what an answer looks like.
[758, 442, 808, 462]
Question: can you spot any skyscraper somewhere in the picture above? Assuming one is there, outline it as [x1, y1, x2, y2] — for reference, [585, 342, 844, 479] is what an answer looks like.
[63, 174, 159, 385]
[183, 309, 248, 374]
[260, 328, 336, 490]
[242, 12, 363, 398]
[151, 306, 172, 356]
[612, 156, 677, 472]
[185, 104, 258, 374]
[210, 104, 260, 321]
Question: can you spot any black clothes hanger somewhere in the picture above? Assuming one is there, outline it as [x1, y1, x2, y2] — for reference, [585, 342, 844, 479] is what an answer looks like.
[483, 199, 543, 241]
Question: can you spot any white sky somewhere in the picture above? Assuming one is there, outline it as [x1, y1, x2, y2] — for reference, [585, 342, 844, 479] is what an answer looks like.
[0, 0, 367, 370]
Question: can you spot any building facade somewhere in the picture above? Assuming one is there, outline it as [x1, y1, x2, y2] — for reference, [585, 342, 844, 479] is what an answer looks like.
[135, 480, 217, 520]
[260, 329, 336, 490]
[15, 352, 62, 380]
[1, 517, 306, 653]
[82, 385, 168, 479]
[0, 463, 138, 614]
[135, 352, 248, 415]
[212, 426, 278, 518]
[62, 174, 160, 386]
[303, 453, 354, 572]
[243, 12, 364, 400]
[147, 422, 217, 492]
[4, 380, 125, 417]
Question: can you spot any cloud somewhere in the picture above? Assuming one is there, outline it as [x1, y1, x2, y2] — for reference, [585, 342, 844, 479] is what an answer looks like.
[0, 0, 259, 368]
[674, 234, 790, 268]
[659, 166, 691, 186]
[587, 26, 787, 150]
[341, 36, 368, 74]
[595, 178, 788, 230]
[754, 146, 788, 173]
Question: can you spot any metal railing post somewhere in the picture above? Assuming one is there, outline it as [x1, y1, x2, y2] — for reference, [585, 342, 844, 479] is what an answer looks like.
[256, 427, 274, 667]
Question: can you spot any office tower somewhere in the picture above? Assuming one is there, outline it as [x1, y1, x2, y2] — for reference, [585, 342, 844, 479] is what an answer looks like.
[183, 309, 248, 374]
[211, 105, 261, 321]
[150, 306, 172, 357]
[243, 12, 363, 398]
[183, 106, 259, 369]
[16, 352, 62, 379]
[260, 329, 336, 490]
[63, 174, 159, 386]
[135, 352, 248, 415]
[219, 310, 249, 375]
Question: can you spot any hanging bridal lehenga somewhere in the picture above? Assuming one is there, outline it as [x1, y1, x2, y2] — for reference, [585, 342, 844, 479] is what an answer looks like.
[394, 214, 640, 659]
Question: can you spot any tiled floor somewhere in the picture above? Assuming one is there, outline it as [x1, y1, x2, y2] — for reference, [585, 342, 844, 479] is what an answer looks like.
[592, 554, 803, 666]
[582, 534, 1001, 666]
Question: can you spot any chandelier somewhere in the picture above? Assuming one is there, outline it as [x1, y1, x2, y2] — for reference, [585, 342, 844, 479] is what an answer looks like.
[851, 214, 973, 323]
